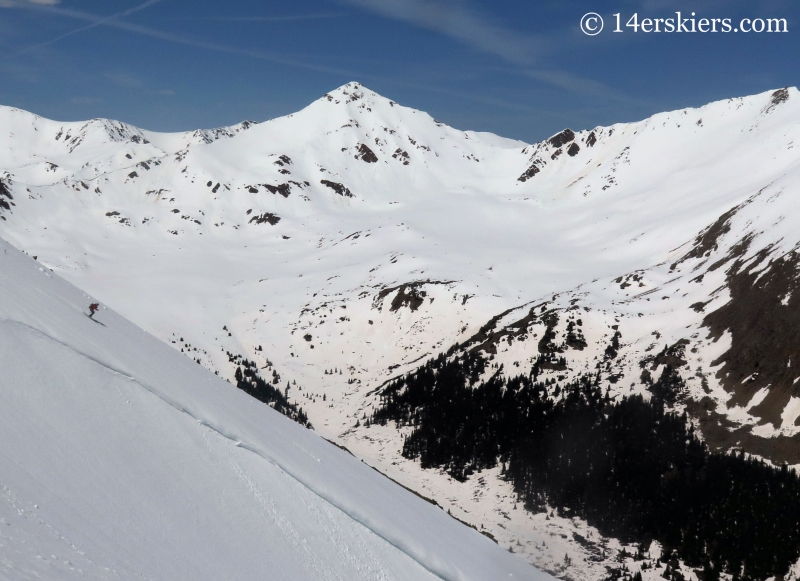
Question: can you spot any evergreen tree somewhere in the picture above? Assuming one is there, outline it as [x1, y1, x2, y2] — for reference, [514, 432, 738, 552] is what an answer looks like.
[374, 351, 800, 580]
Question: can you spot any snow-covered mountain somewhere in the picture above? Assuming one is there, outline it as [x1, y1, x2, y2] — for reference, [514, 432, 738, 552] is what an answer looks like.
[2, 83, 800, 579]
[0, 236, 547, 581]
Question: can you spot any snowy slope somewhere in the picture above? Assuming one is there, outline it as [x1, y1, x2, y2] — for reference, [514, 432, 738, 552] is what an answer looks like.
[2, 83, 800, 579]
[0, 237, 548, 581]
[2, 84, 797, 421]
[437, 88, 800, 452]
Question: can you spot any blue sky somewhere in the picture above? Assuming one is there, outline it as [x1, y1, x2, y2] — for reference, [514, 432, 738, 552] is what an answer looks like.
[0, 0, 796, 142]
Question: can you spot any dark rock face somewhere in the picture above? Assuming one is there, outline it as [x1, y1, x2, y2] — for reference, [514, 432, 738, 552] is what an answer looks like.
[585, 131, 597, 147]
[517, 164, 541, 182]
[653, 199, 800, 464]
[245, 183, 293, 197]
[248, 212, 280, 225]
[376, 283, 426, 312]
[537, 312, 563, 354]
[0, 178, 14, 212]
[703, 245, 800, 428]
[671, 204, 742, 270]
[389, 286, 425, 311]
[392, 148, 410, 165]
[516, 130, 580, 181]
[548, 128, 575, 148]
[320, 180, 353, 198]
[355, 143, 378, 163]
[770, 88, 789, 107]
[461, 302, 591, 360]
[763, 88, 790, 114]
[375, 281, 453, 313]
[264, 183, 291, 198]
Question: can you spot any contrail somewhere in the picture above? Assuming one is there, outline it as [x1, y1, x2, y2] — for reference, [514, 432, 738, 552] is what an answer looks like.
[18, 4, 384, 78]
[6, 0, 627, 108]
[18, 0, 165, 53]
[170, 14, 342, 22]
[6, 2, 553, 113]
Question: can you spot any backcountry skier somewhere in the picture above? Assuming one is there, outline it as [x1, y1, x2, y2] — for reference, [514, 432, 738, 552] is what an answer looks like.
[88, 303, 99, 319]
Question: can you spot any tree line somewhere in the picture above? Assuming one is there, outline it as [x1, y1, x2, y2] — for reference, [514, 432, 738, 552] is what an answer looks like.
[372, 350, 800, 581]
[228, 352, 310, 427]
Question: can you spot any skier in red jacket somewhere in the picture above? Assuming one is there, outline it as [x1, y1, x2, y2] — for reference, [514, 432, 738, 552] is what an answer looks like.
[88, 303, 99, 319]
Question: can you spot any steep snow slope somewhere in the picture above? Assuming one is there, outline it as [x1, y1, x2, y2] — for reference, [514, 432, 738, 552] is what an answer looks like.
[2, 83, 800, 579]
[0, 237, 548, 581]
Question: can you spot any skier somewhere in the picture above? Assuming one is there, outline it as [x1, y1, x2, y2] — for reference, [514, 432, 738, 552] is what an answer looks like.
[88, 302, 99, 319]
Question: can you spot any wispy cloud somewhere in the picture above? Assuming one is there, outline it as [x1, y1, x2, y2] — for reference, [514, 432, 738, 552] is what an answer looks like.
[6, 3, 355, 73]
[0, 0, 623, 113]
[0, 0, 60, 6]
[519, 69, 645, 105]
[342, 0, 543, 66]
[341, 0, 635, 103]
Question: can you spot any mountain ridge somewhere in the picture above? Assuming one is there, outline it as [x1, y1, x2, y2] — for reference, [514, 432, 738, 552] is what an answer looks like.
[1, 82, 800, 580]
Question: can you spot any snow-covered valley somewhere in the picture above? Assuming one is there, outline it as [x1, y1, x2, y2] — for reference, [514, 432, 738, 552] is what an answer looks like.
[2, 83, 800, 580]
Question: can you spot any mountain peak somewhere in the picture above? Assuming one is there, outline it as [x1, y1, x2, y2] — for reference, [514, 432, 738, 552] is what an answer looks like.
[319, 81, 396, 110]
